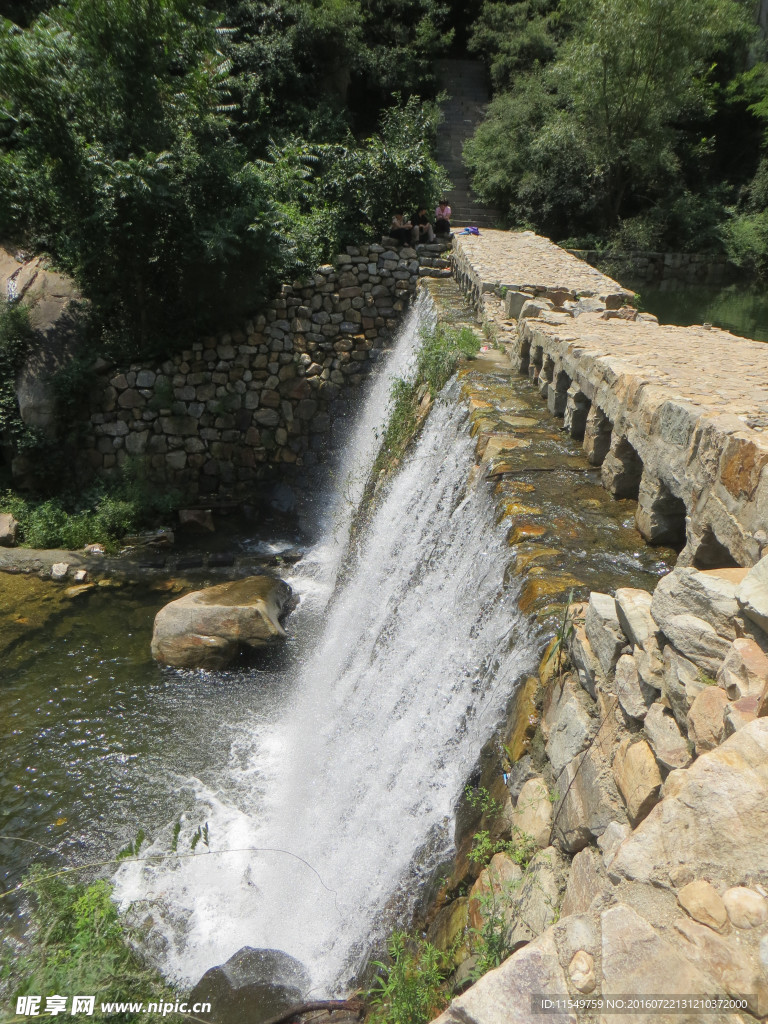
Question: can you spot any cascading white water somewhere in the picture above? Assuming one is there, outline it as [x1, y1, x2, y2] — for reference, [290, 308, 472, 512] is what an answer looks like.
[115, 295, 539, 995]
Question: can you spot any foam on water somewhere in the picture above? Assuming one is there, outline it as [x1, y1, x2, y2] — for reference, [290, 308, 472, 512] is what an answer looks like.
[114, 297, 537, 994]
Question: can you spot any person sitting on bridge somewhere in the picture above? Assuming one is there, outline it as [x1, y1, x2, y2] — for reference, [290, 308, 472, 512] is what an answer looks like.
[389, 212, 416, 245]
[414, 207, 436, 243]
[434, 199, 452, 237]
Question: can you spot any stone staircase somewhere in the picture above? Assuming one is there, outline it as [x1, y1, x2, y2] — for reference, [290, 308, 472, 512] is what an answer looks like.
[435, 59, 503, 229]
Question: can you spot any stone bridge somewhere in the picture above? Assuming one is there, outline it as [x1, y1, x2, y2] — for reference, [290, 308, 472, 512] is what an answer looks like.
[451, 229, 768, 568]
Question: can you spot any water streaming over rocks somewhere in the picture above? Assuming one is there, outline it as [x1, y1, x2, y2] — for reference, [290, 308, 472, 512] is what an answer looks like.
[114, 296, 538, 995]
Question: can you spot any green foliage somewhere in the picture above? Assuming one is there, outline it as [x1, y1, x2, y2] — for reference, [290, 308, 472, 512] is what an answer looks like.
[466, 0, 754, 243]
[469, 871, 520, 977]
[370, 324, 480, 484]
[2, 869, 182, 1023]
[0, 459, 181, 549]
[0, 300, 37, 454]
[369, 932, 448, 1024]
[468, 0, 563, 91]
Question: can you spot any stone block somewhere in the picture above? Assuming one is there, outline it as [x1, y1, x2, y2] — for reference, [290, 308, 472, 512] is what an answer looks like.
[505, 846, 566, 950]
[511, 777, 552, 849]
[717, 637, 768, 699]
[614, 587, 656, 650]
[651, 566, 741, 642]
[677, 879, 727, 931]
[723, 694, 758, 736]
[643, 702, 691, 771]
[468, 853, 523, 931]
[560, 846, 611, 917]
[615, 653, 654, 720]
[722, 886, 767, 929]
[542, 674, 596, 774]
[657, 613, 730, 677]
[686, 685, 728, 753]
[585, 592, 625, 675]
[552, 746, 626, 853]
[736, 555, 768, 635]
[612, 736, 661, 826]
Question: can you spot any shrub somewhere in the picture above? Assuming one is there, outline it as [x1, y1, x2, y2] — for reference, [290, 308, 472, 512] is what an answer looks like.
[369, 932, 448, 1024]
[1, 868, 182, 1023]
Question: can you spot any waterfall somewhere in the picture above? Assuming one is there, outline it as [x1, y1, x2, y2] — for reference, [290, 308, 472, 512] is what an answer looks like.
[114, 293, 539, 995]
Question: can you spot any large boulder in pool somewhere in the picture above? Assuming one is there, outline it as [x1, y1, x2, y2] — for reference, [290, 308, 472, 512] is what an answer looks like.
[188, 946, 309, 1024]
[151, 576, 293, 669]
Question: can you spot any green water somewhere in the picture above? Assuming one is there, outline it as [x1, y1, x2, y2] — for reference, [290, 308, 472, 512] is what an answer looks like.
[631, 280, 768, 343]
[0, 573, 297, 929]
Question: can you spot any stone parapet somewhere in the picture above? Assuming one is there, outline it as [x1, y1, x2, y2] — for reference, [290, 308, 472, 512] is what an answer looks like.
[452, 229, 768, 568]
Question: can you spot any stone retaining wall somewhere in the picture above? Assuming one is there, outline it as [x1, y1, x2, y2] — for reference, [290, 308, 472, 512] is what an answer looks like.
[567, 248, 735, 286]
[76, 240, 450, 497]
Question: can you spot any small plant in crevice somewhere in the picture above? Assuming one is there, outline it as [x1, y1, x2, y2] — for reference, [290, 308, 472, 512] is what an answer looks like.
[369, 931, 448, 1024]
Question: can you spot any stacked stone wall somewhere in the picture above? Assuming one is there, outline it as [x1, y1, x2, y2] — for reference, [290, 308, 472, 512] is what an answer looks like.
[78, 241, 450, 497]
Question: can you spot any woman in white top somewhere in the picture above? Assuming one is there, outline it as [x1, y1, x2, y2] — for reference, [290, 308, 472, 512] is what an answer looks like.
[435, 199, 452, 237]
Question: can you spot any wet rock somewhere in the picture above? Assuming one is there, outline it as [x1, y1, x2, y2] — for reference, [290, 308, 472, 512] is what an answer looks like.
[615, 653, 653, 720]
[426, 898, 469, 967]
[610, 720, 768, 889]
[643, 702, 691, 771]
[151, 575, 293, 669]
[658, 613, 730, 677]
[717, 637, 768, 700]
[677, 879, 727, 931]
[687, 685, 728, 753]
[542, 674, 596, 775]
[612, 736, 661, 826]
[511, 777, 552, 850]
[614, 587, 656, 649]
[189, 947, 309, 1024]
[431, 928, 570, 1024]
[178, 508, 215, 533]
[560, 846, 611, 917]
[0, 513, 19, 547]
[585, 593, 625, 675]
[552, 746, 627, 853]
[722, 886, 767, 929]
[74, 569, 88, 582]
[51, 562, 69, 580]
[651, 566, 740, 641]
[736, 554, 768, 635]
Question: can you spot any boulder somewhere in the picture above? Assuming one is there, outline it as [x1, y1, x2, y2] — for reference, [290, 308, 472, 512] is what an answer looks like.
[673, 916, 768, 1018]
[716, 638, 768, 700]
[468, 853, 522, 932]
[686, 686, 728, 754]
[0, 513, 19, 547]
[505, 846, 566, 950]
[151, 576, 293, 669]
[722, 886, 768, 929]
[584, 593, 625, 675]
[431, 928, 571, 1024]
[511, 778, 553, 850]
[189, 947, 309, 1024]
[612, 736, 662, 826]
[723, 694, 759, 737]
[736, 554, 768, 635]
[568, 617, 603, 698]
[658, 613, 730, 677]
[610, 719, 768, 889]
[560, 846, 612, 917]
[651, 566, 740, 641]
[552, 746, 626, 853]
[662, 645, 706, 729]
[615, 653, 653, 720]
[597, 820, 630, 868]
[51, 562, 69, 580]
[643, 702, 692, 771]
[542, 675, 596, 775]
[614, 587, 656, 649]
[677, 879, 727, 931]
[632, 639, 664, 694]
[600, 905, 738, 1022]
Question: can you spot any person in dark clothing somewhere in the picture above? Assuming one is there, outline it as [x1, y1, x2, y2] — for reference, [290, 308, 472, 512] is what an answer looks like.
[414, 207, 436, 243]
[389, 213, 415, 244]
